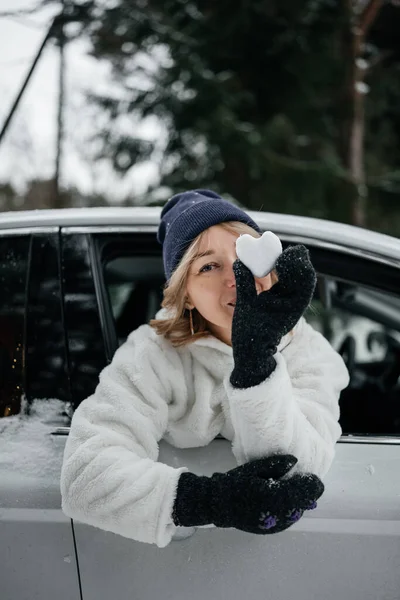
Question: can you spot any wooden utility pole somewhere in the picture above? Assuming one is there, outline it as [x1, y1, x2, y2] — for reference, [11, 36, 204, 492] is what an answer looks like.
[0, 2, 91, 206]
[55, 0, 66, 204]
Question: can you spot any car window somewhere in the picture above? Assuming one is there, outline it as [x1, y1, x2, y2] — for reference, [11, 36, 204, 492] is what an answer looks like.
[25, 234, 70, 405]
[308, 282, 400, 363]
[100, 238, 400, 437]
[104, 255, 164, 345]
[0, 233, 71, 492]
[61, 233, 108, 411]
[306, 277, 400, 436]
[0, 235, 30, 418]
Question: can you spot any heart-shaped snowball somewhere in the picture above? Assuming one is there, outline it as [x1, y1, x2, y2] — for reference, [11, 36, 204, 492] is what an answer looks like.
[236, 231, 283, 278]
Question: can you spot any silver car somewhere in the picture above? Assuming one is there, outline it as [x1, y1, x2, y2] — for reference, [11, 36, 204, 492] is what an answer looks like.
[1, 207, 399, 600]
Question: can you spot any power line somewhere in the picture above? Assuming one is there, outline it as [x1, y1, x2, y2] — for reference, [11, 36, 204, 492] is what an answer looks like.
[0, 2, 93, 152]
[0, 24, 53, 145]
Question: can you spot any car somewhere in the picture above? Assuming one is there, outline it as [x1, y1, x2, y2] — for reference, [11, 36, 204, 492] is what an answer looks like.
[0, 206, 399, 600]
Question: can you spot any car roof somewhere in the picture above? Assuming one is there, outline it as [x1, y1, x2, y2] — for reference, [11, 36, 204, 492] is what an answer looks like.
[1, 206, 399, 262]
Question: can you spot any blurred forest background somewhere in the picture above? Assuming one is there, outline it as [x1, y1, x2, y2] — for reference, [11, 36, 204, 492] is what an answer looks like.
[1, 0, 400, 235]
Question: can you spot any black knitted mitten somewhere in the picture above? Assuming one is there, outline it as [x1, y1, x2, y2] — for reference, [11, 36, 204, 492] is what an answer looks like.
[172, 455, 324, 534]
[230, 244, 317, 389]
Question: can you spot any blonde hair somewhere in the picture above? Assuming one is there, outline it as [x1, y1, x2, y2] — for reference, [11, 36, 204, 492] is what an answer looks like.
[150, 221, 262, 346]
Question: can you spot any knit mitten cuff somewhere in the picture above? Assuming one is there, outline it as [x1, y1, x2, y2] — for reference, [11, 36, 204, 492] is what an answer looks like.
[172, 472, 213, 527]
[230, 354, 277, 389]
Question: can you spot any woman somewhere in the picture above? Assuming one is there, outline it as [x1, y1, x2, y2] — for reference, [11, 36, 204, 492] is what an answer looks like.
[60, 189, 349, 547]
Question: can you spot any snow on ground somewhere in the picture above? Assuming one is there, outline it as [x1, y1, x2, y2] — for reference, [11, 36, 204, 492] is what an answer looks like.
[0, 397, 69, 482]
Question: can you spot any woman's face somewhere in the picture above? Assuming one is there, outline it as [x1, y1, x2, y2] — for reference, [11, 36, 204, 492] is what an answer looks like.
[186, 225, 275, 345]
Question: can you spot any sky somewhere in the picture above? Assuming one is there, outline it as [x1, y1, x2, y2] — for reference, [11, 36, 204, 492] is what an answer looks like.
[0, 0, 159, 201]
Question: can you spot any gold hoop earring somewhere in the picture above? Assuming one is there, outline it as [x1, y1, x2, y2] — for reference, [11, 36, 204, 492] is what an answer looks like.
[189, 309, 195, 336]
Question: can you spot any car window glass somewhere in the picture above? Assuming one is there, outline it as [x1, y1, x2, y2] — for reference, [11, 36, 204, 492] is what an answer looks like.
[61, 233, 108, 411]
[307, 278, 400, 435]
[104, 255, 164, 345]
[0, 236, 30, 418]
[308, 281, 400, 360]
[0, 233, 70, 492]
[26, 234, 70, 405]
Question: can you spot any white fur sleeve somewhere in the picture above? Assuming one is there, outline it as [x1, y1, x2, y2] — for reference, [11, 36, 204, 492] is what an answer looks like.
[224, 318, 350, 478]
[60, 327, 187, 547]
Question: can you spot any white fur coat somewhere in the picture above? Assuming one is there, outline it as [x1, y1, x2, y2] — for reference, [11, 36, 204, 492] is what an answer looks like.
[60, 313, 349, 547]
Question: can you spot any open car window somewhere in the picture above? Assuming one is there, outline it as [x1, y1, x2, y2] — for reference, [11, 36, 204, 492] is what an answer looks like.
[104, 255, 164, 345]
[307, 279, 400, 360]
[307, 277, 400, 436]
[100, 236, 400, 438]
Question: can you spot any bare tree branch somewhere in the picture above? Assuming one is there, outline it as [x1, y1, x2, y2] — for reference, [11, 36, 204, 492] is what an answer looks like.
[359, 0, 385, 37]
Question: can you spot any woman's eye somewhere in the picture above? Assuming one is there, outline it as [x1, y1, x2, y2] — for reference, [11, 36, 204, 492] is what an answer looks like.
[199, 262, 218, 274]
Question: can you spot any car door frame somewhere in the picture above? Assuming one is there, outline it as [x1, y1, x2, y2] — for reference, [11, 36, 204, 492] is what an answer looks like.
[78, 222, 400, 443]
[61, 222, 400, 600]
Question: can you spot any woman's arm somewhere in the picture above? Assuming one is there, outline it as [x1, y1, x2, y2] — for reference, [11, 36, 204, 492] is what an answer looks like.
[225, 317, 349, 478]
[60, 327, 187, 548]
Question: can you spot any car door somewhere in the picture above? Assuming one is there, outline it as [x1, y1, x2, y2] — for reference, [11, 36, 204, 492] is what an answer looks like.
[0, 230, 82, 600]
[64, 226, 400, 600]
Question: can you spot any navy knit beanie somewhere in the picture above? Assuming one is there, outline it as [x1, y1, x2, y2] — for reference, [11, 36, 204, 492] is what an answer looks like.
[157, 189, 262, 280]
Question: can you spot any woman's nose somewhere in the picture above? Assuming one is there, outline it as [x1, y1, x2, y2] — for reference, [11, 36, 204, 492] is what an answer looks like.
[226, 264, 236, 287]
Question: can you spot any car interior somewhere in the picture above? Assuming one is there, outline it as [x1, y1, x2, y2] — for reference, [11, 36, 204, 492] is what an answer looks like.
[102, 244, 400, 438]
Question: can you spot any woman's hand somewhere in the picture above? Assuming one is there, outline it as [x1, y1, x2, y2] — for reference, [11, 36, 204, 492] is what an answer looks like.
[230, 244, 317, 389]
[172, 454, 324, 534]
